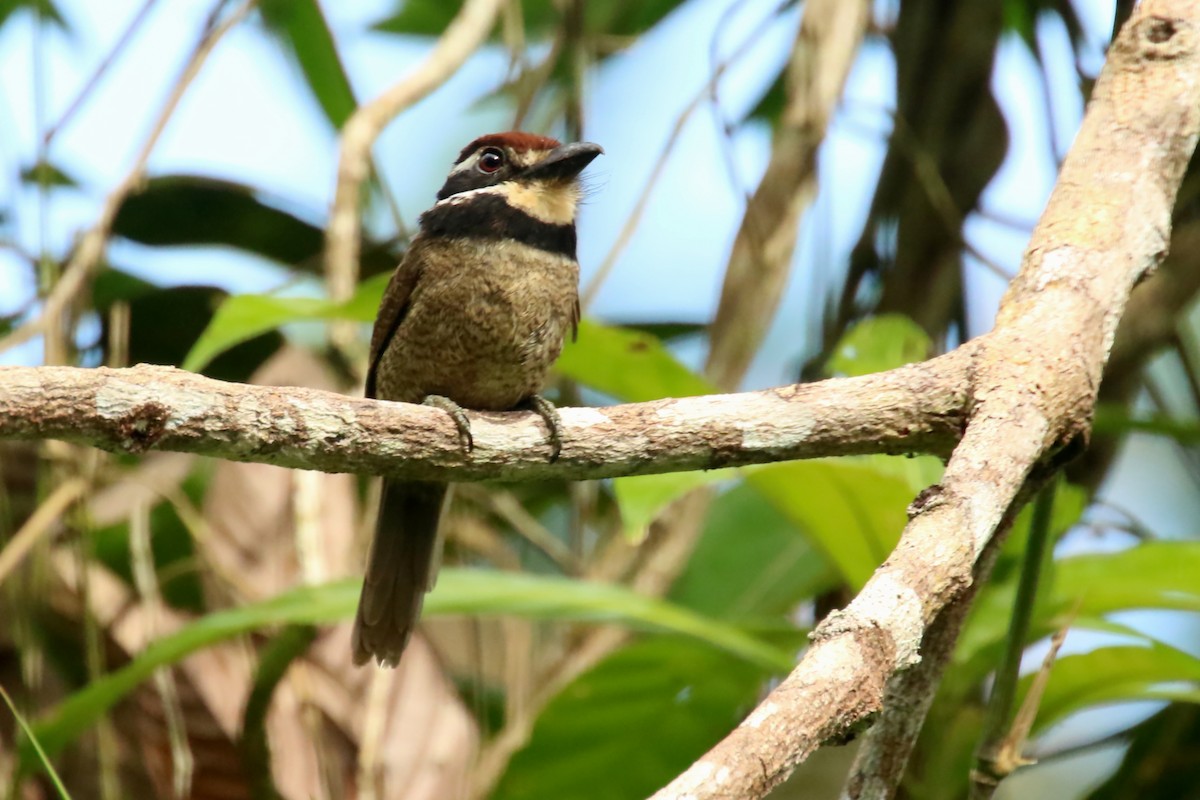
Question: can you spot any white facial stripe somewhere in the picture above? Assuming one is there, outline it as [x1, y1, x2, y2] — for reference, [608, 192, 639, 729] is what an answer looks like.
[450, 151, 481, 175]
[435, 180, 580, 225]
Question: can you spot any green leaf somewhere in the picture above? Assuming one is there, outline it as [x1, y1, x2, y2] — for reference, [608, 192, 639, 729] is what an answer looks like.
[372, 0, 467, 35]
[113, 176, 323, 262]
[20, 159, 76, 188]
[1054, 542, 1200, 615]
[956, 539, 1200, 690]
[27, 569, 790, 762]
[746, 459, 915, 589]
[111, 176, 399, 277]
[373, 0, 684, 42]
[429, 570, 792, 670]
[0, 0, 68, 31]
[744, 70, 785, 125]
[495, 638, 768, 800]
[671, 483, 837, 619]
[557, 320, 712, 401]
[181, 273, 388, 372]
[259, 0, 357, 130]
[1030, 642, 1200, 735]
[613, 469, 737, 543]
[824, 314, 932, 378]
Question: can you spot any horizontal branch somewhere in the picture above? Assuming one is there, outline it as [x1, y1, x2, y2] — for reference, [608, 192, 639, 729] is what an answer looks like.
[0, 361, 967, 482]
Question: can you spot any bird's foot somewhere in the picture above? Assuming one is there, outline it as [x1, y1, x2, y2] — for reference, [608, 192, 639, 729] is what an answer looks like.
[423, 395, 474, 453]
[521, 394, 564, 462]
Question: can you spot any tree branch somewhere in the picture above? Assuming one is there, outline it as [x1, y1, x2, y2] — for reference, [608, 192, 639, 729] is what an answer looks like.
[652, 2, 1200, 798]
[0, 359, 965, 482]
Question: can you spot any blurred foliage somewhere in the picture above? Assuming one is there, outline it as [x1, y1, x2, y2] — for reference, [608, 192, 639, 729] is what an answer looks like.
[3, 1, 1200, 799]
[373, 0, 687, 43]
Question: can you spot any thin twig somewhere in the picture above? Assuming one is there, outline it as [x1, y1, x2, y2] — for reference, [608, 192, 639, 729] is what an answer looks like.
[0, 477, 87, 586]
[579, 1, 791, 309]
[129, 501, 194, 799]
[43, 0, 162, 145]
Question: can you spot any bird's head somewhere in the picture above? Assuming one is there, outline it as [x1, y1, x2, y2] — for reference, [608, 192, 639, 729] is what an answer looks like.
[433, 132, 603, 225]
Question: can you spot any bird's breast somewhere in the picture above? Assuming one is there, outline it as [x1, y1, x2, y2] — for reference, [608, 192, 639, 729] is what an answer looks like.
[375, 238, 579, 410]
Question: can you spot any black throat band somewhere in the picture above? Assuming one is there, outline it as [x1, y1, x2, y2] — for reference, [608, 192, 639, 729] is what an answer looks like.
[418, 193, 577, 259]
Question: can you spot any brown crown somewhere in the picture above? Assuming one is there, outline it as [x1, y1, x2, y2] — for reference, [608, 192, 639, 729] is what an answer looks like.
[454, 131, 562, 164]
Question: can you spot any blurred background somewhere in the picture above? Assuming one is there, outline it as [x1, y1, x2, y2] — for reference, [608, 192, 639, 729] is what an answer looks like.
[3, 0, 1200, 798]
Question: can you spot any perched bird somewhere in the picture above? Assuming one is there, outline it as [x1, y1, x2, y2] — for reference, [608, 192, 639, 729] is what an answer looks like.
[352, 132, 603, 666]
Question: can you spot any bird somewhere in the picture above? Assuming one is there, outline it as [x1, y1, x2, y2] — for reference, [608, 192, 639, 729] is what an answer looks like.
[352, 131, 603, 666]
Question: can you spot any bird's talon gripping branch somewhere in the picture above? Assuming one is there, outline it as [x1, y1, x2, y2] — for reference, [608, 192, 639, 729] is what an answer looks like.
[422, 394, 475, 452]
[523, 393, 564, 462]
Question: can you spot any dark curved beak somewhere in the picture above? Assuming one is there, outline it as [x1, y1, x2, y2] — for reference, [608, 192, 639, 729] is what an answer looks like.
[526, 142, 603, 182]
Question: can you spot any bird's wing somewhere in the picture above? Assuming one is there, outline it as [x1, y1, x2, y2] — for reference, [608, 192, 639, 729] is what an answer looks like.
[365, 242, 425, 400]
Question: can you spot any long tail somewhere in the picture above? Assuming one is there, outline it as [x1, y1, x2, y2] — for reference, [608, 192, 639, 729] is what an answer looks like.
[352, 479, 448, 667]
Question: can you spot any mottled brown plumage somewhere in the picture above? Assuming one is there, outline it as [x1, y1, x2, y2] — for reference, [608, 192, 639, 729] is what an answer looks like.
[353, 133, 602, 666]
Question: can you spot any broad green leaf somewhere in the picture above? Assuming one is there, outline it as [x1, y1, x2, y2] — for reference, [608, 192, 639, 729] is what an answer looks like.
[0, 0, 68, 31]
[557, 320, 712, 401]
[373, 0, 685, 42]
[824, 314, 932, 378]
[112, 176, 399, 277]
[182, 273, 389, 372]
[495, 638, 769, 800]
[1029, 642, 1200, 735]
[613, 469, 737, 543]
[372, 0, 478, 35]
[113, 176, 324, 263]
[259, 0, 357, 130]
[852, 453, 944, 493]
[671, 483, 837, 619]
[747, 460, 914, 589]
[28, 569, 790, 762]
[959, 540, 1200, 678]
[1054, 542, 1200, 615]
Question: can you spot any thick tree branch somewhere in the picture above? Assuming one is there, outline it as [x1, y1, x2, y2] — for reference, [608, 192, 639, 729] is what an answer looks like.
[0, 359, 965, 482]
[652, 3, 1200, 799]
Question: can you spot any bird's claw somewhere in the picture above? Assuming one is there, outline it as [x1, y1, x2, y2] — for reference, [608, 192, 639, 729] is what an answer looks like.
[523, 394, 564, 462]
[423, 395, 474, 453]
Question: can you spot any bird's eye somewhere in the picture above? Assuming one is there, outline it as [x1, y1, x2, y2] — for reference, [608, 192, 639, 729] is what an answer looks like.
[477, 148, 505, 173]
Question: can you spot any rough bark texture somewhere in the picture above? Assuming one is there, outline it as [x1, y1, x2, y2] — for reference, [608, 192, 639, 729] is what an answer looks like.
[651, 2, 1200, 798]
[0, 359, 965, 482]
